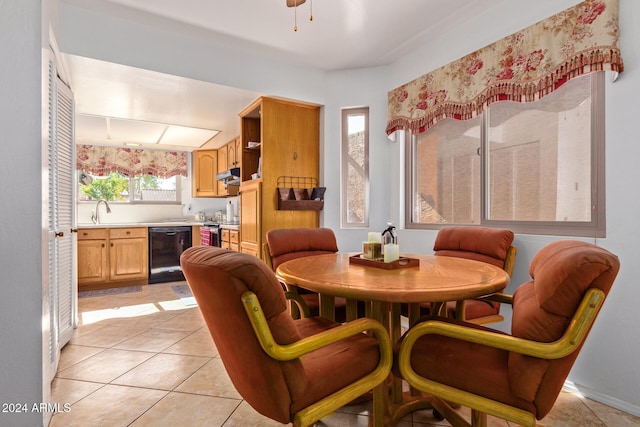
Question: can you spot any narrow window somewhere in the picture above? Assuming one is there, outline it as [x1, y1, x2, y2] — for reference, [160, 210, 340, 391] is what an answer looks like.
[341, 107, 369, 227]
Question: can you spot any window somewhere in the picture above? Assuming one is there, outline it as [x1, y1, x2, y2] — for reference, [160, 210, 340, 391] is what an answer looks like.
[78, 171, 181, 204]
[341, 107, 369, 227]
[406, 73, 605, 237]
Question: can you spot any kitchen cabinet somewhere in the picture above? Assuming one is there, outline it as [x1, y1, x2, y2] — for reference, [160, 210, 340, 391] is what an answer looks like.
[239, 97, 319, 259]
[239, 179, 261, 257]
[192, 225, 202, 246]
[77, 228, 109, 284]
[78, 227, 148, 290]
[227, 136, 241, 169]
[221, 228, 240, 252]
[217, 144, 228, 195]
[192, 149, 219, 197]
[216, 136, 242, 197]
[109, 228, 148, 282]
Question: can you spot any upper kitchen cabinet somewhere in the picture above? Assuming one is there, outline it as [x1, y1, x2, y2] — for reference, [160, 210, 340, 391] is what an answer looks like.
[227, 136, 242, 169]
[239, 97, 320, 258]
[192, 149, 218, 197]
[217, 136, 242, 197]
[216, 143, 228, 195]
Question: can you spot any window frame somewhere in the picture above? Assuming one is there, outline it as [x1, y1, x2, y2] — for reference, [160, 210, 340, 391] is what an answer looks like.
[341, 106, 370, 228]
[77, 171, 182, 205]
[405, 73, 605, 238]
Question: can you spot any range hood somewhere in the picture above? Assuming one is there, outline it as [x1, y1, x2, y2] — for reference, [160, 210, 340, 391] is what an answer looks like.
[216, 167, 241, 186]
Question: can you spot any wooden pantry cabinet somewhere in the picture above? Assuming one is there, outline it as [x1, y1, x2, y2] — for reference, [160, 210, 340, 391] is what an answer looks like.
[77, 227, 148, 290]
[238, 97, 320, 259]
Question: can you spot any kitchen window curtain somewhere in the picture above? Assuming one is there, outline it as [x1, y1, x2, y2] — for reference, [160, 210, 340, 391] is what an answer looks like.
[76, 144, 188, 179]
[386, 0, 624, 136]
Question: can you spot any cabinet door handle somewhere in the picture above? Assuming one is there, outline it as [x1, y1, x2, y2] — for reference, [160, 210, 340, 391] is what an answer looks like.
[55, 231, 64, 238]
[101, 243, 105, 248]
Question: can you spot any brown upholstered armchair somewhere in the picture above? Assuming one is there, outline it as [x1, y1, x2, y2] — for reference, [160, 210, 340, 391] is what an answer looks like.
[432, 226, 517, 324]
[181, 246, 392, 427]
[397, 240, 620, 427]
[263, 227, 354, 321]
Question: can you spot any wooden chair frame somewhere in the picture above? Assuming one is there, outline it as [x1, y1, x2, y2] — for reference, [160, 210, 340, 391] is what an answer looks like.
[452, 245, 518, 325]
[242, 291, 393, 427]
[263, 241, 313, 319]
[398, 288, 605, 427]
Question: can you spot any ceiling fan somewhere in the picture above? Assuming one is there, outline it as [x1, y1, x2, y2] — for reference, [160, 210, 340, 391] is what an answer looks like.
[286, 0, 312, 31]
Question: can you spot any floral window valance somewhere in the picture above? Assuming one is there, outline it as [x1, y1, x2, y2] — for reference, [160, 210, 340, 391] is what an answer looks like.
[386, 0, 624, 136]
[76, 144, 188, 179]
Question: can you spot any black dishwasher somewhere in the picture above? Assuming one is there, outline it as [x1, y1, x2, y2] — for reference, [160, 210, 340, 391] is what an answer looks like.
[148, 226, 192, 284]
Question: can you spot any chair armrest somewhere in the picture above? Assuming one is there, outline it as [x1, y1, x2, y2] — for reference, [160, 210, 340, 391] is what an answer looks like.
[242, 290, 392, 363]
[285, 291, 312, 318]
[400, 288, 605, 362]
[397, 288, 605, 427]
[476, 292, 514, 305]
[242, 291, 393, 427]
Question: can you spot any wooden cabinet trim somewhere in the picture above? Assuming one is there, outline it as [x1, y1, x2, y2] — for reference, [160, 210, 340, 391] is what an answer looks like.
[109, 227, 147, 239]
[78, 228, 108, 240]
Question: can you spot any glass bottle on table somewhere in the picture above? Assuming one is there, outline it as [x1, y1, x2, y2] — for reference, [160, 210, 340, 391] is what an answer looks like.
[382, 221, 399, 262]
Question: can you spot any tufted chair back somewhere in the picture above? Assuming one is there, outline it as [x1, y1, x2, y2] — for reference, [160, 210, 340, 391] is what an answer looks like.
[508, 240, 620, 417]
[433, 226, 515, 272]
[266, 227, 339, 271]
[433, 226, 516, 322]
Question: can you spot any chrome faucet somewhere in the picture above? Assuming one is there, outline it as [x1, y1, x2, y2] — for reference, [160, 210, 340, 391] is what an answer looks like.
[91, 199, 112, 224]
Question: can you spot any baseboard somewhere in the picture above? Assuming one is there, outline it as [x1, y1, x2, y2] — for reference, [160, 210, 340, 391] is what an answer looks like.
[564, 380, 640, 417]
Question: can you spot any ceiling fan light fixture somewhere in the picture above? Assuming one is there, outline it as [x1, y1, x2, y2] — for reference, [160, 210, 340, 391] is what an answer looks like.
[286, 0, 312, 32]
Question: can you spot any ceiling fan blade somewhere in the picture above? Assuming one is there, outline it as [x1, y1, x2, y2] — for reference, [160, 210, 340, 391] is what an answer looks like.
[286, 0, 306, 7]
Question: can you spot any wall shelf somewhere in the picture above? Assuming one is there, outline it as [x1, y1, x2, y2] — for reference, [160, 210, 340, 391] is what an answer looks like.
[276, 176, 325, 211]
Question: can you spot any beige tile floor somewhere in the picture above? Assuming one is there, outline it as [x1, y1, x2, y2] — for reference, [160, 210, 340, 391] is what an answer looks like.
[50, 282, 640, 427]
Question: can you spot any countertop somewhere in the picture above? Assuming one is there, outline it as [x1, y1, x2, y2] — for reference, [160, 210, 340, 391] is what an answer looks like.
[77, 221, 241, 229]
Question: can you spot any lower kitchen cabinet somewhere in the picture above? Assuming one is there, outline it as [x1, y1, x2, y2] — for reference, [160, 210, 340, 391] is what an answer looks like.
[221, 228, 240, 252]
[78, 227, 148, 290]
[77, 228, 109, 284]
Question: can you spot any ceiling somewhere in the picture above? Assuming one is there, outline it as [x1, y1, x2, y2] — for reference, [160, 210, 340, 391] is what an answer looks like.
[65, 0, 503, 151]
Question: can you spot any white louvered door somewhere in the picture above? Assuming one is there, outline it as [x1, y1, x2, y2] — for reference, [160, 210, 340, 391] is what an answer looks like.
[46, 56, 76, 382]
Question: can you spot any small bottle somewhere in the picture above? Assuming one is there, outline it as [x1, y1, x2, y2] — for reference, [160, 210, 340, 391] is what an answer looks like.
[382, 221, 399, 262]
[382, 221, 397, 246]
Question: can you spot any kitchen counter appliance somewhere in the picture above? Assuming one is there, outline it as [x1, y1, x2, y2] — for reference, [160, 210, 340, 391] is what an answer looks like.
[148, 226, 192, 284]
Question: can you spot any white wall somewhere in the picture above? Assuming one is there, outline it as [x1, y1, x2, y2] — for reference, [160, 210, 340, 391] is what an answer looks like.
[0, 0, 58, 425]
[55, 0, 640, 417]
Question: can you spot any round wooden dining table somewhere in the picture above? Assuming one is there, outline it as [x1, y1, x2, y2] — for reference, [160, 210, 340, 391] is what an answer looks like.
[276, 252, 509, 324]
[276, 252, 510, 426]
